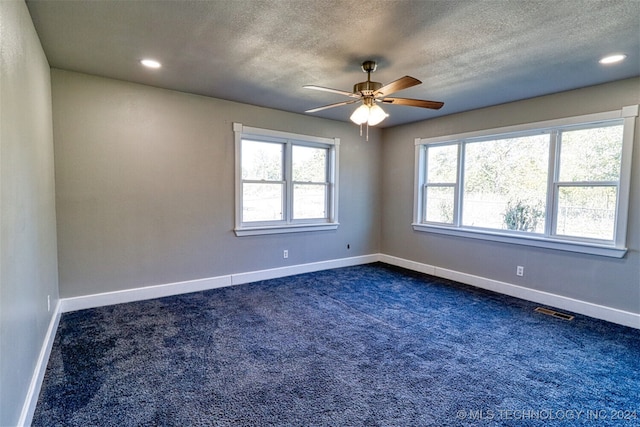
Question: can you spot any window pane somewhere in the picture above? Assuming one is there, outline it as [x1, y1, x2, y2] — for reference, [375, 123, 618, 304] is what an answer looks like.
[242, 140, 283, 180]
[292, 146, 327, 183]
[425, 186, 454, 223]
[293, 184, 326, 219]
[556, 186, 617, 240]
[463, 134, 548, 232]
[427, 144, 457, 183]
[242, 183, 283, 222]
[558, 125, 623, 182]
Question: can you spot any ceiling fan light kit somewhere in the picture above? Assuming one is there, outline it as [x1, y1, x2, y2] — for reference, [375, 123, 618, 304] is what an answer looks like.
[305, 60, 444, 140]
[349, 98, 388, 126]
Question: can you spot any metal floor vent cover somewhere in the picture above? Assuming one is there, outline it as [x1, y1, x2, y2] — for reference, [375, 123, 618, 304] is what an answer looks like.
[535, 307, 575, 321]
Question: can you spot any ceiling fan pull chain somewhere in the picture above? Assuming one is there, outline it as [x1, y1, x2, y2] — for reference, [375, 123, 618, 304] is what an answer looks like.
[366, 123, 369, 141]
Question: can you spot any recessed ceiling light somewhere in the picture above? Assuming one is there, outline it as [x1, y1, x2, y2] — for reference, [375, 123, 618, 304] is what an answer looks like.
[599, 54, 627, 65]
[140, 59, 161, 69]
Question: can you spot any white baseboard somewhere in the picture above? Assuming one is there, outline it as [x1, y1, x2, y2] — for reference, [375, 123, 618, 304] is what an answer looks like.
[376, 254, 436, 276]
[18, 300, 61, 427]
[379, 254, 640, 329]
[231, 254, 379, 285]
[60, 254, 378, 313]
[60, 276, 232, 313]
[59, 252, 640, 326]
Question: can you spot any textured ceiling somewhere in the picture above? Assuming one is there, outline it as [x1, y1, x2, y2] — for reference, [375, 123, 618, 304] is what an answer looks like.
[26, 0, 640, 128]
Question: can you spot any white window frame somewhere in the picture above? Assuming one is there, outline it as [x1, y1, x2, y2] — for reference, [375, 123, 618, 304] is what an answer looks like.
[413, 105, 638, 258]
[233, 123, 339, 236]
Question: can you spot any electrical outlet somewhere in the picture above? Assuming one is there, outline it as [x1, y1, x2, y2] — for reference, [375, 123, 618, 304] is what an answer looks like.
[47, 295, 51, 312]
[283, 250, 288, 259]
[516, 266, 524, 277]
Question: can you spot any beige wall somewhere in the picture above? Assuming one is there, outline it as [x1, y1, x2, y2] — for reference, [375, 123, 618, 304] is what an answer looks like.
[52, 69, 381, 298]
[381, 78, 640, 315]
[0, 1, 59, 425]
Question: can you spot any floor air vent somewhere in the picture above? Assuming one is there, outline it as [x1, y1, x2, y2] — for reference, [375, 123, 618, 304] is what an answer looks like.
[535, 307, 574, 321]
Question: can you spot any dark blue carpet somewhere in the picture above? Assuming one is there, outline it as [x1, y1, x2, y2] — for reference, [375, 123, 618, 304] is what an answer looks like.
[33, 263, 639, 426]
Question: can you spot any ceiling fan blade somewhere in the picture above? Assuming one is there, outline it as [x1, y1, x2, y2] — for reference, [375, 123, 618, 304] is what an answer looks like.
[303, 85, 359, 98]
[381, 97, 444, 110]
[373, 76, 421, 97]
[305, 99, 360, 113]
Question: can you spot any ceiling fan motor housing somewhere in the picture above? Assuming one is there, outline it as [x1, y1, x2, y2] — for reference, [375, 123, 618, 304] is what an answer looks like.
[353, 80, 382, 96]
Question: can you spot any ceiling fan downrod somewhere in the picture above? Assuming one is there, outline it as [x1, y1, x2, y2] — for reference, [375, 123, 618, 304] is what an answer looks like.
[353, 61, 382, 96]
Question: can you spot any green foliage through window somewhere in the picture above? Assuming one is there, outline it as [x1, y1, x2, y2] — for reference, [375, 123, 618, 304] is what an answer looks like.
[503, 200, 545, 232]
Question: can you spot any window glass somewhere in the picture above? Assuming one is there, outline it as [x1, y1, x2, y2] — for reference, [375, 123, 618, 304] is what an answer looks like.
[557, 186, 617, 240]
[425, 186, 455, 223]
[241, 140, 283, 181]
[427, 144, 457, 183]
[292, 146, 327, 182]
[293, 184, 326, 219]
[462, 134, 548, 232]
[558, 125, 623, 182]
[242, 183, 283, 222]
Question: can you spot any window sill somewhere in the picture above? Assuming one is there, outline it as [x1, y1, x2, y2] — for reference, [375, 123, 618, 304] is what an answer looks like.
[412, 223, 627, 258]
[235, 222, 339, 237]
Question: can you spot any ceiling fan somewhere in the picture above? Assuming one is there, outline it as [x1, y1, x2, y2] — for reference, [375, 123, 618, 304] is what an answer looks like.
[304, 60, 443, 137]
